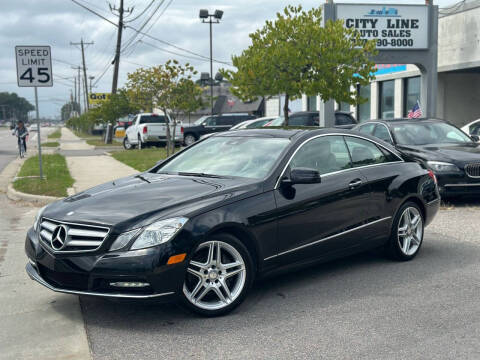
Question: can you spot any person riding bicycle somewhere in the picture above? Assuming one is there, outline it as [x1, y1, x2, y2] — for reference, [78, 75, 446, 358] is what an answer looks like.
[12, 120, 29, 155]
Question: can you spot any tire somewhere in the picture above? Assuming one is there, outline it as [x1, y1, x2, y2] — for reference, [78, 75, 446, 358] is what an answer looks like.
[138, 135, 145, 150]
[181, 233, 255, 317]
[184, 133, 197, 146]
[123, 137, 134, 150]
[386, 201, 424, 261]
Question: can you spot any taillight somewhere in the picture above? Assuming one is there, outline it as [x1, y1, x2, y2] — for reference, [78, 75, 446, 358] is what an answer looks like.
[181, 126, 184, 134]
[143, 126, 147, 134]
[427, 169, 437, 185]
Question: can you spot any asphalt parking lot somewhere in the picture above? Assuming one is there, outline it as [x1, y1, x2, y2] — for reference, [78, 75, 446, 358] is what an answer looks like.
[80, 205, 480, 360]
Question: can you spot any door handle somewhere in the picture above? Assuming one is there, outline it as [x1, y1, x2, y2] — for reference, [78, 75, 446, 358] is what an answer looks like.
[348, 179, 363, 189]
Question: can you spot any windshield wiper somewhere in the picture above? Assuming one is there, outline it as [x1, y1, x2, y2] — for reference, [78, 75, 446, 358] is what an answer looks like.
[177, 172, 226, 178]
[135, 174, 151, 183]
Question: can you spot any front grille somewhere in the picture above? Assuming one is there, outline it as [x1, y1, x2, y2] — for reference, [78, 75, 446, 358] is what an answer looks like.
[38, 264, 89, 291]
[465, 163, 480, 178]
[39, 217, 110, 253]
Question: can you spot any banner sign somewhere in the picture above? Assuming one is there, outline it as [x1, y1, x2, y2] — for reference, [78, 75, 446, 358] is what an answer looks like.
[336, 4, 429, 50]
[89, 93, 111, 105]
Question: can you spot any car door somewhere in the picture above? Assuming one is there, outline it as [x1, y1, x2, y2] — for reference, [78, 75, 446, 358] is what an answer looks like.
[343, 135, 403, 244]
[274, 135, 373, 265]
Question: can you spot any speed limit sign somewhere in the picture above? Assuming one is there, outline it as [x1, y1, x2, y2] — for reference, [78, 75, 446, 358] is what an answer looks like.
[15, 45, 53, 87]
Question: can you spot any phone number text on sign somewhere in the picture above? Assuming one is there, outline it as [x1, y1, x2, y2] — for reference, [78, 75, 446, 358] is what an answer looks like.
[336, 5, 429, 50]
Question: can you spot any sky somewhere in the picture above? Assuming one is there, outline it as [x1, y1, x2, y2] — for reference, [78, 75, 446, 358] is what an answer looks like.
[0, 0, 460, 118]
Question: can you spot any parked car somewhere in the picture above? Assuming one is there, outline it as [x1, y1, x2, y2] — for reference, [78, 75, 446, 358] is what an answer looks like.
[354, 118, 480, 197]
[264, 111, 357, 128]
[117, 115, 135, 130]
[28, 123, 38, 132]
[124, 112, 183, 150]
[461, 118, 480, 137]
[229, 116, 278, 130]
[25, 128, 439, 316]
[182, 114, 257, 146]
[92, 123, 106, 135]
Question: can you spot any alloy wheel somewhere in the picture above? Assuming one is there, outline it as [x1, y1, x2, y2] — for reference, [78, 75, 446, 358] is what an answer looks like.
[397, 206, 423, 256]
[184, 135, 196, 146]
[123, 138, 132, 150]
[183, 240, 246, 311]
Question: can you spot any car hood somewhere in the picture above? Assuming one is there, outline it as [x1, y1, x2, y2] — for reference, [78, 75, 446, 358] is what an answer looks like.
[43, 172, 260, 231]
[397, 143, 480, 163]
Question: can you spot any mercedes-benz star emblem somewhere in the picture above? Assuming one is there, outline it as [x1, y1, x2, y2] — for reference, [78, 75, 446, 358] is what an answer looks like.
[51, 225, 68, 251]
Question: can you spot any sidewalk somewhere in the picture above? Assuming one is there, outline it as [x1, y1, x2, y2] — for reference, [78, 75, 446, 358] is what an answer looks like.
[0, 196, 91, 360]
[60, 128, 137, 193]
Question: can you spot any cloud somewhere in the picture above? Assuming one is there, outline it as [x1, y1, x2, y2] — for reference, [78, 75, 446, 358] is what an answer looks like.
[1, 0, 458, 117]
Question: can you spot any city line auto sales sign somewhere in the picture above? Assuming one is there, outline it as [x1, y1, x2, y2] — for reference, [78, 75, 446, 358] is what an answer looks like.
[336, 5, 429, 50]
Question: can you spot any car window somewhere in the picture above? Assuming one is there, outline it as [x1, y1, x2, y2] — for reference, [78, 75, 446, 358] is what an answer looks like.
[246, 119, 270, 128]
[345, 136, 391, 167]
[158, 136, 290, 179]
[391, 122, 472, 145]
[469, 123, 480, 135]
[289, 115, 310, 126]
[336, 114, 355, 126]
[139, 115, 166, 124]
[290, 136, 351, 175]
[357, 123, 375, 135]
[373, 124, 393, 144]
[217, 117, 234, 126]
[203, 117, 218, 126]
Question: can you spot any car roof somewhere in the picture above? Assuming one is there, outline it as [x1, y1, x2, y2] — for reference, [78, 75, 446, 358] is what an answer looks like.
[361, 118, 448, 126]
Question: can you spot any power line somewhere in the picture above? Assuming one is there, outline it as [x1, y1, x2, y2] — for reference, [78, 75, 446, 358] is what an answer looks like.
[121, 0, 165, 53]
[137, 40, 210, 63]
[70, 0, 232, 65]
[125, 0, 155, 23]
[70, 0, 118, 27]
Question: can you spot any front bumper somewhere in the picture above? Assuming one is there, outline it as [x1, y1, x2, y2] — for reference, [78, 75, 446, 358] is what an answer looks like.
[436, 173, 480, 197]
[25, 227, 185, 300]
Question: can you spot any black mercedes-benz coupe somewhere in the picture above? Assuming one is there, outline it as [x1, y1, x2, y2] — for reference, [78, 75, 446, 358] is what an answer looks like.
[25, 129, 440, 316]
[354, 118, 480, 197]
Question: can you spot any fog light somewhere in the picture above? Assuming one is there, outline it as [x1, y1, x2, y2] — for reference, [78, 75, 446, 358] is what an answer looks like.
[109, 282, 150, 288]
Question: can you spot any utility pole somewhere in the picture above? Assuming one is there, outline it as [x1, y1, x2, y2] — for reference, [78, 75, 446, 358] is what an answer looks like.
[73, 76, 77, 106]
[110, 0, 132, 94]
[70, 39, 93, 110]
[71, 66, 82, 115]
[89, 76, 95, 93]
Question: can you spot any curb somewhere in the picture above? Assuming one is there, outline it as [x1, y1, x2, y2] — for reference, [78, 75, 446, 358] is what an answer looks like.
[7, 183, 61, 205]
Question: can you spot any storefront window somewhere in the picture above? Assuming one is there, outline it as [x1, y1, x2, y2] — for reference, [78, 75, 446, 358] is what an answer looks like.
[357, 84, 371, 122]
[307, 95, 317, 111]
[339, 102, 350, 112]
[403, 76, 421, 117]
[379, 80, 395, 119]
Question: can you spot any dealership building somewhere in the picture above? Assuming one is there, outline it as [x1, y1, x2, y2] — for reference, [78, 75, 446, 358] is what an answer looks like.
[291, 0, 480, 128]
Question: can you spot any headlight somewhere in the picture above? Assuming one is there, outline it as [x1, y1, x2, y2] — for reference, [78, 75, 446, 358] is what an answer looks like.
[109, 229, 140, 251]
[130, 217, 188, 250]
[427, 161, 460, 173]
[33, 205, 47, 230]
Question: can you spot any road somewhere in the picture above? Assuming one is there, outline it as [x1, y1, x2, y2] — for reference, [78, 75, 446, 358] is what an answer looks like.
[78, 207, 479, 360]
[0, 127, 51, 172]
[1, 175, 479, 359]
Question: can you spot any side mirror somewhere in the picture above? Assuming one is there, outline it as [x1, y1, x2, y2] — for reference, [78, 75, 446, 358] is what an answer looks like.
[471, 135, 479, 142]
[284, 168, 321, 185]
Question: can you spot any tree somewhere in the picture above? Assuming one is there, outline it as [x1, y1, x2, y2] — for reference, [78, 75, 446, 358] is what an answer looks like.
[222, 5, 377, 125]
[125, 60, 203, 155]
[61, 101, 80, 121]
[0, 92, 34, 122]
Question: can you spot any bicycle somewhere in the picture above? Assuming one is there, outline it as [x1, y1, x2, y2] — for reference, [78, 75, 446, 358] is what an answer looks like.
[18, 134, 27, 158]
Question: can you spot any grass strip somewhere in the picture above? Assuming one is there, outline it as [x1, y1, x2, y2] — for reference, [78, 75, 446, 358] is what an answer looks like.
[110, 148, 170, 172]
[41, 141, 60, 147]
[47, 128, 61, 139]
[13, 154, 74, 197]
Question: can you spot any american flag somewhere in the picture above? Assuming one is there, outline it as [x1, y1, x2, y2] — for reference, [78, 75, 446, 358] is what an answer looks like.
[408, 101, 422, 119]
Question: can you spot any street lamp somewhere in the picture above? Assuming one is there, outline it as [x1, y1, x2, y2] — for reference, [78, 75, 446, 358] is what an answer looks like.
[199, 9, 223, 116]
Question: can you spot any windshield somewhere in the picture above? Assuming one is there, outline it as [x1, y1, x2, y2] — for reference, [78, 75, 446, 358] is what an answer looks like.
[157, 136, 290, 179]
[266, 117, 285, 127]
[392, 122, 472, 146]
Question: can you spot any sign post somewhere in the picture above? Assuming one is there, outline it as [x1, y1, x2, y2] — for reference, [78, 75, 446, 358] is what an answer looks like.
[15, 45, 53, 179]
